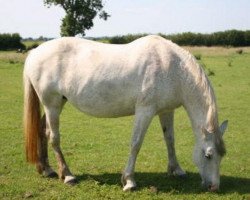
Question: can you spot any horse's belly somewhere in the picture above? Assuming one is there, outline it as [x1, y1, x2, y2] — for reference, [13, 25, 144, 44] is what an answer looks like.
[72, 97, 136, 118]
[79, 103, 135, 117]
[67, 84, 138, 118]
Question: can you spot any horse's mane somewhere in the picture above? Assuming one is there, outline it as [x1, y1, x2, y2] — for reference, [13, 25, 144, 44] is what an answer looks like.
[179, 49, 226, 156]
[192, 56, 218, 130]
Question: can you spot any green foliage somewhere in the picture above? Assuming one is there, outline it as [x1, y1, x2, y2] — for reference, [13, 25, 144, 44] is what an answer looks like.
[244, 31, 250, 45]
[44, 0, 110, 36]
[109, 34, 147, 44]
[166, 32, 208, 46]
[167, 30, 248, 46]
[0, 33, 25, 50]
[107, 30, 250, 47]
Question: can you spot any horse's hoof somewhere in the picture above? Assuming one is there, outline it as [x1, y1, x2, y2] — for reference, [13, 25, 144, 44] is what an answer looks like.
[123, 180, 136, 192]
[123, 185, 136, 192]
[64, 176, 77, 186]
[46, 171, 58, 179]
[168, 167, 186, 178]
[66, 179, 78, 186]
[43, 169, 58, 179]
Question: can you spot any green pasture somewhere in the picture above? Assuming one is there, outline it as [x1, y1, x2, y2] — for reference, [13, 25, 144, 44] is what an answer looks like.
[0, 47, 249, 199]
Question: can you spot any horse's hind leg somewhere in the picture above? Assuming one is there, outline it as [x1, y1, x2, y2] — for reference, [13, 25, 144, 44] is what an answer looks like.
[122, 105, 155, 191]
[44, 98, 76, 185]
[159, 111, 186, 177]
[36, 114, 58, 178]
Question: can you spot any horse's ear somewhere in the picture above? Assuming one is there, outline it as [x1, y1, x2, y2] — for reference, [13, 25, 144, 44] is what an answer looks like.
[220, 120, 228, 136]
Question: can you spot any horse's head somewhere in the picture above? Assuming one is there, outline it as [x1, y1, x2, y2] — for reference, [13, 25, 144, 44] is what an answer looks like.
[193, 120, 228, 191]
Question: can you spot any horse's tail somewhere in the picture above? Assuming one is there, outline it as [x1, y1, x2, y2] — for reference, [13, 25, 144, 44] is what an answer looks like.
[23, 74, 41, 164]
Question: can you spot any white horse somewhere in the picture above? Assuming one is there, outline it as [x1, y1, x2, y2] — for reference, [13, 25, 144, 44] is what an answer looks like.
[23, 35, 228, 192]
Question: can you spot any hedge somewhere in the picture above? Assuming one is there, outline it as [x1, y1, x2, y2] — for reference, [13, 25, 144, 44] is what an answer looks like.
[105, 30, 250, 46]
[0, 33, 25, 50]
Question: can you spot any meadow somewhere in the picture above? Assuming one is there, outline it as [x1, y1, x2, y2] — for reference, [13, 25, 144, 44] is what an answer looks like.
[0, 45, 249, 199]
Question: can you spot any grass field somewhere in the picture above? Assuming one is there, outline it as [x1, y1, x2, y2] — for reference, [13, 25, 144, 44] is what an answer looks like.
[0, 46, 249, 199]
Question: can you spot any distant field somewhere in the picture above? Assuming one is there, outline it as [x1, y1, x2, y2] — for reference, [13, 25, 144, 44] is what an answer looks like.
[22, 40, 44, 48]
[0, 46, 249, 199]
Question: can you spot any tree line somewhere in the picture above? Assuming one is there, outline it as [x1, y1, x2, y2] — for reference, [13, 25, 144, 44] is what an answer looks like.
[1, 30, 250, 50]
[0, 33, 25, 50]
[107, 30, 250, 46]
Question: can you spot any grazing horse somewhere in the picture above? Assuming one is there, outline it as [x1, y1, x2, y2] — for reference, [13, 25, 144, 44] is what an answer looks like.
[23, 35, 228, 191]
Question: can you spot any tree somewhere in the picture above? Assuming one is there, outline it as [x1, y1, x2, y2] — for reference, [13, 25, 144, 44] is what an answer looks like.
[0, 33, 25, 50]
[44, 0, 110, 37]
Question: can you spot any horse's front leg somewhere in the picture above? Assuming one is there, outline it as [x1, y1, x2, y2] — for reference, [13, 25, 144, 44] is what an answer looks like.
[159, 111, 186, 177]
[44, 106, 77, 185]
[122, 106, 155, 191]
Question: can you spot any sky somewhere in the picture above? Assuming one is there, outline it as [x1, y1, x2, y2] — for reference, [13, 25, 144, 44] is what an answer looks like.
[0, 0, 250, 38]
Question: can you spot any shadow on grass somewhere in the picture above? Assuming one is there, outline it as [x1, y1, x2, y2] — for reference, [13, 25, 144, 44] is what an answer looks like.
[76, 172, 250, 195]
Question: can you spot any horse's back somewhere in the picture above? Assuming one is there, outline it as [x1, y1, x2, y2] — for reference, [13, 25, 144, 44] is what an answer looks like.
[24, 36, 187, 117]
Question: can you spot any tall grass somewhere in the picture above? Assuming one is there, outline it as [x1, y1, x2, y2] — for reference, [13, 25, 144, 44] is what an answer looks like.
[0, 51, 27, 64]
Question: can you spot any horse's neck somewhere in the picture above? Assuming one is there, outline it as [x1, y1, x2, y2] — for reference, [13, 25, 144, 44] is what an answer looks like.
[186, 100, 218, 132]
[181, 58, 219, 134]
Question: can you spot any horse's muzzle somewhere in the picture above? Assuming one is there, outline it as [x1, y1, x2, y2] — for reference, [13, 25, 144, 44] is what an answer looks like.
[208, 184, 219, 192]
[202, 181, 219, 192]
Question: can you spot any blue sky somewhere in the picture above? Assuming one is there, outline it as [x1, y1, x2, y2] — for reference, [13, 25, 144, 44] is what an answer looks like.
[0, 0, 249, 38]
